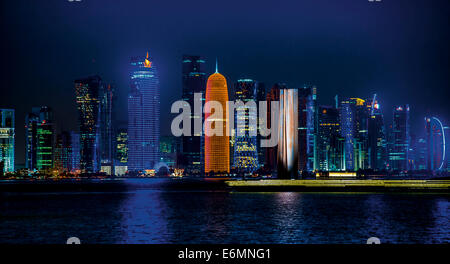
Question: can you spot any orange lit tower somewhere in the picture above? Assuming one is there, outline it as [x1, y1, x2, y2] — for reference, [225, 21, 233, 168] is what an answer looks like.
[204, 61, 230, 174]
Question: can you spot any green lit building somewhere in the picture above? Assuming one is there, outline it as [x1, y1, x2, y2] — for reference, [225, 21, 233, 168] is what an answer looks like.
[0, 109, 15, 172]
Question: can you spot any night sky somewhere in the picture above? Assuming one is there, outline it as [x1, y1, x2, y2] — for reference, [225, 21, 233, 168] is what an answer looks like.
[1, 0, 449, 166]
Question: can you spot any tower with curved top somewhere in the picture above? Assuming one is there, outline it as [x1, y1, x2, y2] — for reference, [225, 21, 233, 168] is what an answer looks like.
[204, 62, 230, 174]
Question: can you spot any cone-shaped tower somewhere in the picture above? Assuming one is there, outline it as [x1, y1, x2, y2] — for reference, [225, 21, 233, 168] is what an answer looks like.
[204, 61, 230, 174]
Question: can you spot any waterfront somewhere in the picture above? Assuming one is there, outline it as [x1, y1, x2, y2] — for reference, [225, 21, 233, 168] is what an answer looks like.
[0, 178, 449, 244]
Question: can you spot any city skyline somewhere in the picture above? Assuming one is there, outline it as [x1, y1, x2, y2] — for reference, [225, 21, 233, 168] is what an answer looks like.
[1, 0, 449, 165]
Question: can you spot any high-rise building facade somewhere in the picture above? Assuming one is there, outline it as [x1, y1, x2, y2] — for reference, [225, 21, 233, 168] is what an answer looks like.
[425, 117, 446, 171]
[54, 131, 74, 172]
[181, 55, 206, 175]
[25, 108, 40, 170]
[298, 85, 316, 171]
[35, 107, 55, 170]
[100, 83, 115, 174]
[128, 52, 160, 173]
[367, 99, 387, 170]
[75, 75, 102, 173]
[316, 105, 344, 171]
[388, 105, 410, 171]
[232, 79, 259, 173]
[339, 98, 370, 171]
[0, 109, 15, 172]
[204, 66, 230, 174]
[265, 83, 284, 172]
[277, 89, 298, 179]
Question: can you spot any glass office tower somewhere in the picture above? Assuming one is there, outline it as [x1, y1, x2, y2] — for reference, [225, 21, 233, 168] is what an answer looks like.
[181, 55, 206, 175]
[389, 105, 410, 171]
[232, 79, 259, 173]
[75, 75, 102, 173]
[128, 52, 160, 173]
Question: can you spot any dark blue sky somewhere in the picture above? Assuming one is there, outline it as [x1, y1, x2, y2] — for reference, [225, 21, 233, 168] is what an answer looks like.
[1, 0, 449, 165]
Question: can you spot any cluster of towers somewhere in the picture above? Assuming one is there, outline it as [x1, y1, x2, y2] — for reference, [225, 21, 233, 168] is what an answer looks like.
[180, 56, 448, 177]
[0, 52, 448, 177]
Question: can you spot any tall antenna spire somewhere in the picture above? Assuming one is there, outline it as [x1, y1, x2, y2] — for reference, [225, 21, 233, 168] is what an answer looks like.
[215, 57, 218, 73]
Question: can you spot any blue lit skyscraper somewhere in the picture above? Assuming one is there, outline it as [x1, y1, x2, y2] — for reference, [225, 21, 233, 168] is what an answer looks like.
[0, 109, 15, 172]
[99, 83, 115, 175]
[181, 55, 206, 175]
[388, 105, 410, 171]
[298, 85, 316, 171]
[128, 52, 160, 172]
[425, 117, 446, 171]
[367, 98, 387, 170]
[339, 98, 370, 171]
[233, 79, 259, 173]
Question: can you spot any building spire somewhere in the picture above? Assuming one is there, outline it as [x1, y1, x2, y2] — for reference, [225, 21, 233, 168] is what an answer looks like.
[215, 57, 218, 73]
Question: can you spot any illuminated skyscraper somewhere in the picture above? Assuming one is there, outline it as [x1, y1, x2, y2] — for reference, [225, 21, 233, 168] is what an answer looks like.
[298, 85, 316, 171]
[0, 109, 14, 172]
[277, 89, 298, 179]
[425, 117, 446, 171]
[54, 131, 73, 172]
[181, 55, 206, 175]
[70, 131, 81, 172]
[232, 79, 259, 173]
[25, 108, 40, 170]
[316, 106, 344, 171]
[204, 63, 229, 174]
[265, 83, 284, 172]
[75, 75, 102, 173]
[367, 98, 387, 170]
[99, 83, 115, 174]
[339, 98, 370, 171]
[115, 128, 128, 176]
[35, 107, 55, 170]
[128, 52, 160, 172]
[388, 105, 410, 171]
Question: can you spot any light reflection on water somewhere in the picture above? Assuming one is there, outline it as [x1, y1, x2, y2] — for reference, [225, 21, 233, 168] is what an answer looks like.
[0, 179, 448, 244]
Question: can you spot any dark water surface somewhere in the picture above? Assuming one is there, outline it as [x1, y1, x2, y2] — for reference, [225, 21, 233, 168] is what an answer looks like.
[0, 179, 448, 244]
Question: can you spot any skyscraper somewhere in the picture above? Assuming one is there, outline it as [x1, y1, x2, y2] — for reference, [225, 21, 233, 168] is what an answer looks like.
[388, 105, 410, 171]
[99, 83, 115, 174]
[128, 52, 160, 173]
[425, 117, 446, 171]
[298, 85, 316, 172]
[114, 127, 128, 176]
[367, 98, 387, 170]
[26, 107, 55, 171]
[0, 109, 14, 172]
[339, 98, 370, 171]
[265, 83, 284, 172]
[204, 63, 229, 174]
[232, 79, 259, 173]
[35, 107, 55, 171]
[54, 131, 74, 173]
[277, 89, 298, 179]
[25, 108, 40, 170]
[181, 55, 206, 175]
[75, 75, 102, 173]
[316, 105, 344, 171]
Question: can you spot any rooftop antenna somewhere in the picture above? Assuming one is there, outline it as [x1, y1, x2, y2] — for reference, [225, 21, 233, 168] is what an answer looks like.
[215, 57, 218, 73]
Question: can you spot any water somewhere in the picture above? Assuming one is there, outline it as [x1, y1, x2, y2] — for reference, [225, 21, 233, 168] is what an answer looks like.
[0, 178, 448, 244]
